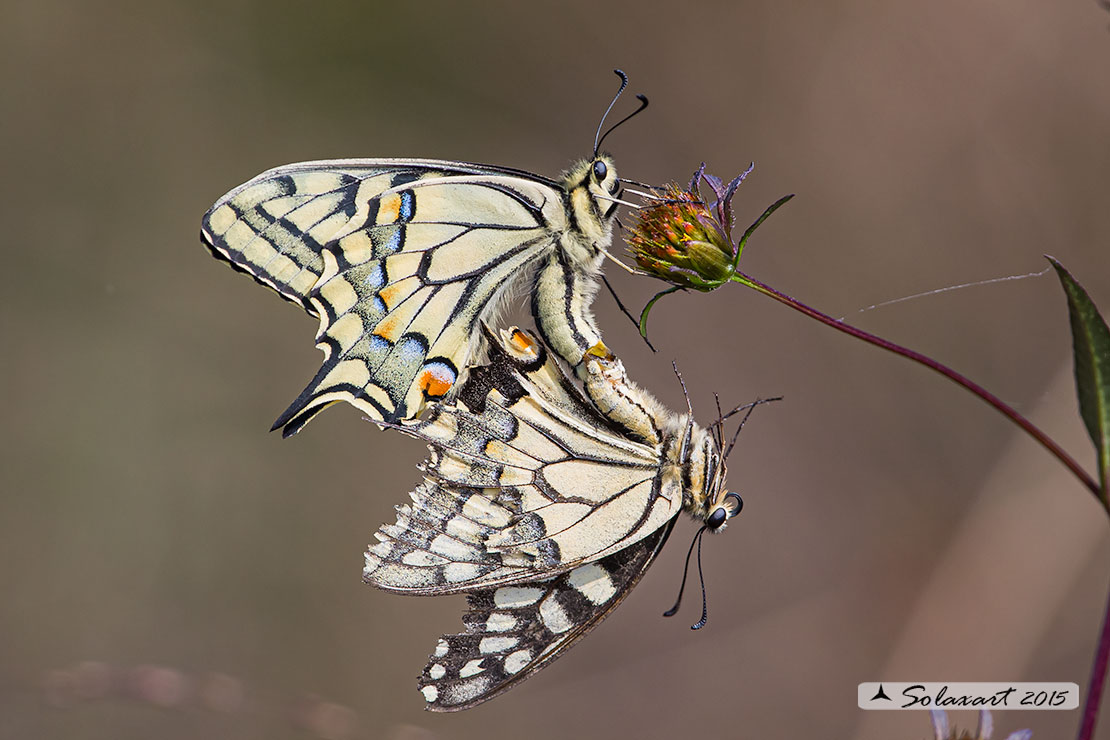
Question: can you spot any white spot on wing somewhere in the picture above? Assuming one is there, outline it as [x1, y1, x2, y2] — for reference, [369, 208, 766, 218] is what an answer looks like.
[567, 563, 617, 605]
[429, 664, 446, 679]
[479, 636, 519, 654]
[434, 639, 449, 657]
[462, 495, 512, 528]
[539, 594, 573, 634]
[494, 587, 545, 608]
[444, 561, 481, 583]
[421, 685, 438, 702]
[430, 534, 477, 562]
[484, 612, 517, 632]
[459, 659, 485, 678]
[504, 649, 532, 675]
[402, 550, 448, 567]
[447, 676, 492, 704]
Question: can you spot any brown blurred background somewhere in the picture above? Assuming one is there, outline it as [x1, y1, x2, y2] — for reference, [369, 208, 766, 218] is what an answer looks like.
[3, 1, 1109, 738]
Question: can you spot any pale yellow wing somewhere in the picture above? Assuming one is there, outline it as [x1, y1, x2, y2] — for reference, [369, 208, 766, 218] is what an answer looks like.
[201, 160, 571, 433]
[363, 328, 684, 594]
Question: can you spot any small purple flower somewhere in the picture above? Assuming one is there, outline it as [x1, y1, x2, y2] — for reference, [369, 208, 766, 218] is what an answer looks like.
[930, 709, 1032, 740]
[626, 163, 793, 335]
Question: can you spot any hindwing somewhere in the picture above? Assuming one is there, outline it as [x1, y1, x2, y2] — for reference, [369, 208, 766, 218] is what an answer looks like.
[363, 328, 683, 594]
[202, 160, 577, 433]
[363, 327, 685, 710]
[416, 520, 674, 711]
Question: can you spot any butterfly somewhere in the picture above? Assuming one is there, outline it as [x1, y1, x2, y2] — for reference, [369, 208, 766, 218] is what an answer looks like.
[199, 71, 646, 436]
[363, 325, 752, 710]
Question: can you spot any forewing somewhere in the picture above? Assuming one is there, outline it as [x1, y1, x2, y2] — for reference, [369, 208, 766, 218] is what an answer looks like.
[200, 160, 565, 431]
[363, 329, 683, 594]
[418, 520, 674, 711]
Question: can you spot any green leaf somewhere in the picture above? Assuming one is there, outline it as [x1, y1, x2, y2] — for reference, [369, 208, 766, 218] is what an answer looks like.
[638, 285, 683, 339]
[1049, 256, 1110, 498]
[733, 193, 795, 269]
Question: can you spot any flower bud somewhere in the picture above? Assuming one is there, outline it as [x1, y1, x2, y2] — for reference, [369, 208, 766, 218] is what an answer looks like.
[625, 164, 794, 339]
[627, 187, 734, 291]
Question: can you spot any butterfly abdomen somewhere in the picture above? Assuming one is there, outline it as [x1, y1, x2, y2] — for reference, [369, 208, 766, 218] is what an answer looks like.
[528, 155, 621, 378]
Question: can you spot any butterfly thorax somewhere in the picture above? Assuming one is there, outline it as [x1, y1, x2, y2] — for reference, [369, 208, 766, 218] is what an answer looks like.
[557, 154, 621, 261]
[655, 417, 723, 525]
[579, 345, 728, 526]
[532, 154, 621, 382]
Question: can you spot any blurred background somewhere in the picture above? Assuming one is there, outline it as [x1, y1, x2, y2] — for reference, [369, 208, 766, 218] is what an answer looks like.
[3, 1, 1109, 738]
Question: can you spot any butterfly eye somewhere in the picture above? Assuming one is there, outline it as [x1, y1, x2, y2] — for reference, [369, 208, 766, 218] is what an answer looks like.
[592, 159, 608, 181]
[725, 492, 743, 517]
[707, 507, 728, 530]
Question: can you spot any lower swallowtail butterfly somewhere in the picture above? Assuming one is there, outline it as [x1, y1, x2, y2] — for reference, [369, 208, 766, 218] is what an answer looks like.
[199, 72, 645, 435]
[363, 326, 748, 710]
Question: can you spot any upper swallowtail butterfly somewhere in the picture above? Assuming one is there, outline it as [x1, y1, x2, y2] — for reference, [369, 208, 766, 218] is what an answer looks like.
[199, 72, 645, 435]
[364, 326, 748, 710]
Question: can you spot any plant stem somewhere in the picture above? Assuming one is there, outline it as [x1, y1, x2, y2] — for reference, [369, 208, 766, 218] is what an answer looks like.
[1079, 582, 1110, 740]
[730, 270, 1103, 502]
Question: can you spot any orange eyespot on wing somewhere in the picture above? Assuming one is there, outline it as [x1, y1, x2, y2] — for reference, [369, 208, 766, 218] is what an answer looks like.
[419, 361, 457, 399]
[507, 329, 540, 358]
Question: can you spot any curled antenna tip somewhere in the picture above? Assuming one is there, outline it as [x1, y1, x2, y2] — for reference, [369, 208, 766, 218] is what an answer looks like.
[594, 75, 648, 156]
[594, 71, 630, 156]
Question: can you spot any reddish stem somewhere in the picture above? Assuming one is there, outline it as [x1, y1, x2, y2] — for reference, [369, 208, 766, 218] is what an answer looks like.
[728, 268, 1106, 740]
[1079, 582, 1110, 740]
[731, 270, 1103, 502]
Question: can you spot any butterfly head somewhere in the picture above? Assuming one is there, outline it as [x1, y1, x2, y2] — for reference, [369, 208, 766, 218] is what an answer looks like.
[559, 155, 623, 249]
[672, 421, 735, 532]
[564, 153, 621, 205]
[706, 491, 743, 532]
[694, 431, 742, 533]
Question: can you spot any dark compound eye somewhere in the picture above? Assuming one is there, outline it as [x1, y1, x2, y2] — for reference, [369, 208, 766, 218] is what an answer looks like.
[592, 159, 608, 181]
[707, 507, 728, 530]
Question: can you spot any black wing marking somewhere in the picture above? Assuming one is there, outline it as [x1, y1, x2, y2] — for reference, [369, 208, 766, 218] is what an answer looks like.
[418, 520, 675, 711]
[362, 329, 680, 594]
[201, 161, 562, 431]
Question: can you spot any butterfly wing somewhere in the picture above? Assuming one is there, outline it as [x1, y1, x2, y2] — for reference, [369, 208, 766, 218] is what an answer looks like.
[418, 519, 675, 711]
[201, 160, 571, 433]
[363, 327, 684, 594]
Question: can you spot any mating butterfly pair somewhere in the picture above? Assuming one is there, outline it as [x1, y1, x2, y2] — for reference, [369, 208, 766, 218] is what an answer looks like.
[200, 71, 752, 710]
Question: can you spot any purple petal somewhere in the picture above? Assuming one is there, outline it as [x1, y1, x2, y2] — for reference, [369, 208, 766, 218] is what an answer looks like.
[720, 162, 755, 230]
[689, 163, 707, 195]
[930, 710, 950, 740]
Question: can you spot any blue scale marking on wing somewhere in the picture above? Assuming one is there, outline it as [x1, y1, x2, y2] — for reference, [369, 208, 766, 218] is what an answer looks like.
[366, 289, 439, 370]
[203, 159, 597, 434]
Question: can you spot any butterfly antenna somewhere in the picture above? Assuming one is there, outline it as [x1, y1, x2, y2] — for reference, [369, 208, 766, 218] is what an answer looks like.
[596, 94, 649, 155]
[601, 274, 657, 353]
[710, 392, 725, 451]
[663, 524, 706, 619]
[672, 361, 695, 461]
[594, 71, 649, 156]
[594, 70, 629, 156]
[714, 396, 784, 427]
[672, 362, 694, 417]
[722, 396, 783, 462]
[691, 526, 710, 630]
